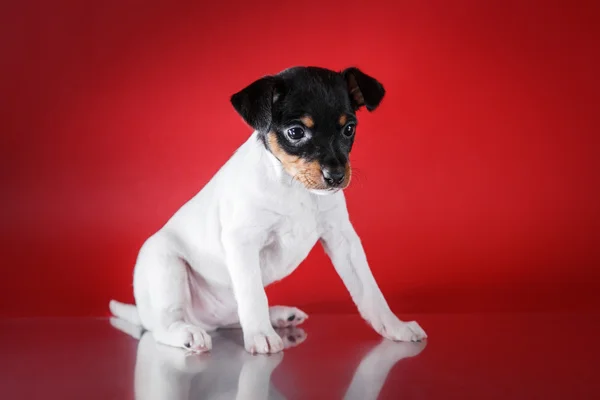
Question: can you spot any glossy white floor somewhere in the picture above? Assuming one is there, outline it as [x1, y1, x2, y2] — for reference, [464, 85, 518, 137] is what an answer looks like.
[1, 313, 598, 399]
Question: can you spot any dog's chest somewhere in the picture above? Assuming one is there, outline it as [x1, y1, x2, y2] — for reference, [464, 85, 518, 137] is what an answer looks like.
[259, 198, 321, 284]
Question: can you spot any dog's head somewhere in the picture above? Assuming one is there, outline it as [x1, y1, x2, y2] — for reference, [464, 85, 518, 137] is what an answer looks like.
[230, 66, 385, 194]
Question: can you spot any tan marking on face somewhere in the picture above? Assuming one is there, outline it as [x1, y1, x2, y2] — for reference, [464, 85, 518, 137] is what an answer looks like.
[267, 132, 327, 190]
[339, 114, 347, 126]
[300, 115, 314, 128]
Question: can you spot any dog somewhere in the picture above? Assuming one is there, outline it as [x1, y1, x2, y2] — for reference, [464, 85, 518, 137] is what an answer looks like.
[109, 66, 427, 354]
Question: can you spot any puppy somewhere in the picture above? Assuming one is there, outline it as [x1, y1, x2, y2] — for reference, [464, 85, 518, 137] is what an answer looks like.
[110, 66, 427, 354]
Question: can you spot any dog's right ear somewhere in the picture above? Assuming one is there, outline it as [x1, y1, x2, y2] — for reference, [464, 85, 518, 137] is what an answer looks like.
[230, 76, 279, 132]
[342, 67, 385, 112]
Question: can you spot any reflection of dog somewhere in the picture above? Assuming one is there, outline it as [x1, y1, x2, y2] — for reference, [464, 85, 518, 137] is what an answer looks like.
[110, 316, 425, 400]
[344, 339, 427, 399]
[109, 66, 427, 354]
[111, 317, 303, 400]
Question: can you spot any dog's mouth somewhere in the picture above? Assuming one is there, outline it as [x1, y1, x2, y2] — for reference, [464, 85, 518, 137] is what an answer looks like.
[309, 188, 340, 196]
[293, 165, 351, 192]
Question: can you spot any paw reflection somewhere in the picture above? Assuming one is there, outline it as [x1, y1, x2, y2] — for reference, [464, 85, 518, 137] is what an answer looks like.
[344, 339, 427, 400]
[112, 317, 305, 400]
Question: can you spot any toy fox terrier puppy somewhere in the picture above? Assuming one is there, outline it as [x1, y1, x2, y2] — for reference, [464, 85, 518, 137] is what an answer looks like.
[110, 66, 427, 354]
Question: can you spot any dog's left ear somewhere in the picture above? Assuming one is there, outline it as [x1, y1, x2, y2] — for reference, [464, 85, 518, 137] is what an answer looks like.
[230, 76, 279, 132]
[342, 67, 386, 112]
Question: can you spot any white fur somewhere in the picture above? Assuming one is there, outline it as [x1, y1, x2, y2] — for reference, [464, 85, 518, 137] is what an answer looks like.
[110, 131, 426, 354]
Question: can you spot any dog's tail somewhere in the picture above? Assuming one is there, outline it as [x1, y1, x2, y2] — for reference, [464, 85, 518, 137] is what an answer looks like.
[109, 299, 142, 326]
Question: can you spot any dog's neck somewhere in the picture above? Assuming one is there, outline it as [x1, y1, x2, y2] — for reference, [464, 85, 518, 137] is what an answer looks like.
[245, 130, 298, 189]
[234, 131, 332, 197]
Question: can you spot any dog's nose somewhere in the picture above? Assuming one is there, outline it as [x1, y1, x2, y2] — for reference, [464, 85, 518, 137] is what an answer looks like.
[322, 168, 345, 186]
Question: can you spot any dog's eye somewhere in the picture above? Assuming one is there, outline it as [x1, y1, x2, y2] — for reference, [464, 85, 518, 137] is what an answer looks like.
[343, 124, 356, 137]
[287, 127, 305, 140]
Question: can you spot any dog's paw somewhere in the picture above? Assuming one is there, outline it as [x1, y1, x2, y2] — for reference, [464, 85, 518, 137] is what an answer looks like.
[269, 305, 308, 328]
[368, 314, 427, 342]
[277, 327, 308, 349]
[157, 322, 212, 353]
[182, 325, 213, 352]
[244, 328, 284, 354]
[369, 337, 427, 361]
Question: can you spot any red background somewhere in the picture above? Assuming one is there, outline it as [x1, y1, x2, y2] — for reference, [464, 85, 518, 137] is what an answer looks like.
[1, 0, 599, 317]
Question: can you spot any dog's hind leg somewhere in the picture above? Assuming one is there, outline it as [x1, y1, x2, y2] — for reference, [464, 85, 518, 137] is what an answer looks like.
[134, 233, 212, 352]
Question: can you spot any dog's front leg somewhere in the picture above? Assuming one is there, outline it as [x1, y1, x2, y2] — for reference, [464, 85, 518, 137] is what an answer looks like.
[320, 221, 427, 342]
[223, 232, 284, 354]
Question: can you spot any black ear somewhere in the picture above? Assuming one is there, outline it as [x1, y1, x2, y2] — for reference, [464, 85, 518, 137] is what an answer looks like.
[342, 67, 386, 112]
[230, 76, 278, 132]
